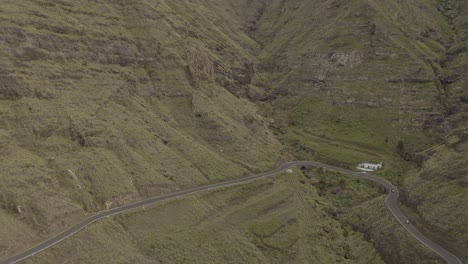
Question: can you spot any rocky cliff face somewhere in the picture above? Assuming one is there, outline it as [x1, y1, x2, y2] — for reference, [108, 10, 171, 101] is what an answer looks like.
[0, 0, 466, 263]
[0, 0, 283, 257]
[248, 0, 458, 134]
[401, 1, 468, 260]
[252, 1, 468, 261]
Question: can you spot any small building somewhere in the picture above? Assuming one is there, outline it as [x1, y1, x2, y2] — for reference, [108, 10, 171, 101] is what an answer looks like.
[357, 162, 383, 171]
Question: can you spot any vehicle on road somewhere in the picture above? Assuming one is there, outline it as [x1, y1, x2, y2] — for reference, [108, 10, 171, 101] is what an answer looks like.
[391, 189, 395, 193]
[0, 161, 461, 264]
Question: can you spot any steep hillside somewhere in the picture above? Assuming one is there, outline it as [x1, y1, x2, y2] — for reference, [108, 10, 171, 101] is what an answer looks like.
[0, 0, 466, 263]
[249, 0, 467, 262]
[0, 0, 283, 258]
[251, 0, 467, 262]
[400, 0, 468, 261]
[24, 170, 385, 264]
[254, 0, 455, 163]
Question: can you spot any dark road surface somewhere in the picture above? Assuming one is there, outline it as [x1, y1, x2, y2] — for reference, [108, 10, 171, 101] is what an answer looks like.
[0, 161, 462, 264]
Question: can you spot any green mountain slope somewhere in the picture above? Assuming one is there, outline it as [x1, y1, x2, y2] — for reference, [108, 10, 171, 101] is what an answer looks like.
[25, 170, 384, 264]
[400, 0, 468, 260]
[0, 0, 282, 257]
[255, 0, 452, 155]
[0, 0, 466, 263]
[253, 0, 467, 262]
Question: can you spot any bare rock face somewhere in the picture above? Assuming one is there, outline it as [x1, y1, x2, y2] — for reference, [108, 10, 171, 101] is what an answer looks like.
[105, 201, 113, 210]
[188, 48, 215, 87]
[67, 170, 82, 189]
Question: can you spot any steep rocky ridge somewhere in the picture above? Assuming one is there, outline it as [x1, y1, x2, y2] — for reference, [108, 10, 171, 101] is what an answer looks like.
[0, 0, 466, 263]
[248, 0, 467, 262]
[400, 0, 468, 261]
[0, 0, 282, 257]
[252, 0, 453, 133]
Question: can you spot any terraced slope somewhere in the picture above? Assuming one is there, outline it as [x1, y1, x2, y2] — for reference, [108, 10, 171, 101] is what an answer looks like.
[254, 1, 468, 262]
[255, 0, 455, 159]
[0, 0, 283, 258]
[400, 1, 468, 261]
[22, 170, 386, 264]
[0, 0, 466, 263]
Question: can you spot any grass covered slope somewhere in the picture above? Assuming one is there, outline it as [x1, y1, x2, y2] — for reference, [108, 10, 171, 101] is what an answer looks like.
[250, 0, 467, 262]
[0, 0, 466, 263]
[399, 1, 468, 261]
[0, 0, 282, 258]
[252, 0, 459, 166]
[402, 131, 468, 262]
[24, 170, 385, 264]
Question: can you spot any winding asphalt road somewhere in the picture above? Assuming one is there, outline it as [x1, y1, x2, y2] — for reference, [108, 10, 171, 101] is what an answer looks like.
[0, 161, 462, 264]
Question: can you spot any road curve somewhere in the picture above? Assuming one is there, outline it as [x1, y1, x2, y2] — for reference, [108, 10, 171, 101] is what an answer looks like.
[0, 161, 462, 264]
